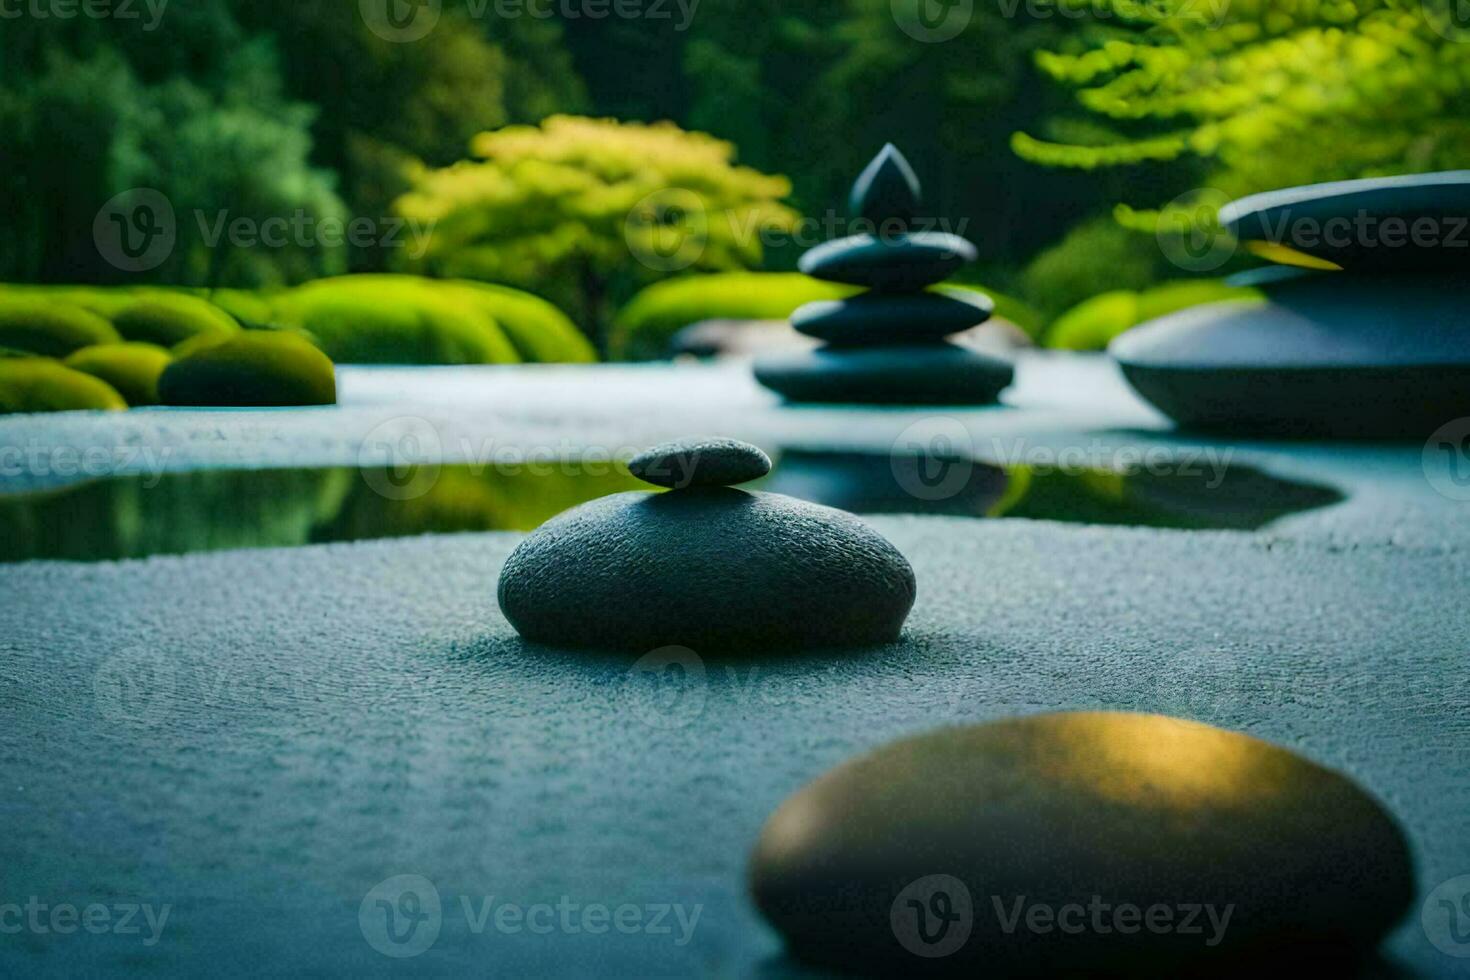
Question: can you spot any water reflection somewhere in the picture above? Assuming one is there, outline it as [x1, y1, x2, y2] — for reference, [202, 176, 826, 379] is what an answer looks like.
[0, 449, 1341, 562]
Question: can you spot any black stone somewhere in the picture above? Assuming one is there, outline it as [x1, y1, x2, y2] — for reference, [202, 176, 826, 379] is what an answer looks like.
[750, 712, 1414, 977]
[792, 291, 992, 346]
[627, 437, 771, 488]
[798, 233, 977, 291]
[1220, 170, 1470, 272]
[850, 144, 922, 227]
[497, 488, 916, 653]
[754, 343, 1012, 405]
[1111, 269, 1470, 438]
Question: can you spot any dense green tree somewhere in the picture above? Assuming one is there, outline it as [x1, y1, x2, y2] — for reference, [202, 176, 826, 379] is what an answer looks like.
[392, 115, 800, 347]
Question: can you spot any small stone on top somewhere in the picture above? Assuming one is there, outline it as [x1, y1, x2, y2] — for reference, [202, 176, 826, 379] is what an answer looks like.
[628, 437, 771, 489]
[849, 143, 922, 226]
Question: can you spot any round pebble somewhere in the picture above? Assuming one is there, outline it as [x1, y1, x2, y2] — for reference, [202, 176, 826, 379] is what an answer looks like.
[497, 488, 916, 653]
[754, 343, 1012, 405]
[627, 437, 771, 488]
[798, 233, 977, 291]
[749, 711, 1414, 976]
[791, 291, 992, 345]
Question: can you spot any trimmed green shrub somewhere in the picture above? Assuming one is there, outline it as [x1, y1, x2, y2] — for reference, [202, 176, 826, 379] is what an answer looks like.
[0, 358, 127, 413]
[0, 299, 121, 356]
[159, 333, 336, 407]
[1046, 280, 1261, 351]
[64, 342, 173, 406]
[610, 272, 856, 360]
[272, 276, 521, 365]
[441, 280, 596, 363]
[111, 295, 240, 346]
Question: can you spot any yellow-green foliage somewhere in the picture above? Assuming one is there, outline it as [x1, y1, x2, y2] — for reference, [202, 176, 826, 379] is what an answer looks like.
[111, 294, 240, 346]
[0, 298, 121, 356]
[611, 272, 855, 360]
[64, 342, 173, 405]
[0, 357, 127, 413]
[1015, 2, 1470, 195]
[159, 332, 336, 407]
[393, 115, 802, 338]
[1046, 280, 1261, 350]
[272, 276, 521, 365]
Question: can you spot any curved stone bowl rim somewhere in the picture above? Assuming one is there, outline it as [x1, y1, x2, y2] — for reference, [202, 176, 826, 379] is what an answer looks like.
[1218, 170, 1470, 236]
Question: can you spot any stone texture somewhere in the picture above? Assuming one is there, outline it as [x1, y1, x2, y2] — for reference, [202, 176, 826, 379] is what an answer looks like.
[627, 437, 771, 488]
[750, 711, 1414, 976]
[754, 343, 1013, 405]
[849, 143, 922, 226]
[791, 292, 992, 346]
[497, 488, 916, 653]
[797, 233, 978, 291]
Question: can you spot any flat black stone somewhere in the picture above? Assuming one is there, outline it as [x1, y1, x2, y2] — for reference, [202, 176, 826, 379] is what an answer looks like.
[754, 343, 1012, 405]
[798, 233, 977, 291]
[497, 488, 916, 653]
[1219, 170, 1470, 271]
[849, 144, 922, 227]
[1111, 270, 1470, 438]
[627, 437, 771, 488]
[749, 712, 1414, 977]
[791, 291, 992, 345]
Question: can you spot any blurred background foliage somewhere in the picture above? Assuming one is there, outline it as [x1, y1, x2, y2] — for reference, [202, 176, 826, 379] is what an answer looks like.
[2, 0, 1463, 357]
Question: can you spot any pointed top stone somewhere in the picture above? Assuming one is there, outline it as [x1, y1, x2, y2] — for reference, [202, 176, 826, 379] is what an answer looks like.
[850, 144, 921, 226]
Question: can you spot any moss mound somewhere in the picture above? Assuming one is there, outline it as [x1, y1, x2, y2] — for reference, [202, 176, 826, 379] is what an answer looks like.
[158, 332, 337, 407]
[0, 299, 122, 356]
[0, 358, 128, 413]
[440, 280, 596, 363]
[610, 272, 856, 360]
[273, 277, 521, 365]
[64, 342, 173, 406]
[111, 294, 240, 346]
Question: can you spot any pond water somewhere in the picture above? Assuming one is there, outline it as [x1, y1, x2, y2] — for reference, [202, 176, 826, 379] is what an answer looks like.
[0, 449, 1342, 562]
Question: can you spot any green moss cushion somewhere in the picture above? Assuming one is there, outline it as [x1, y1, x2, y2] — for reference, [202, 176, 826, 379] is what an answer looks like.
[611, 273, 857, 360]
[273, 277, 520, 365]
[64, 342, 173, 406]
[441, 280, 596, 363]
[0, 300, 122, 356]
[111, 295, 240, 346]
[0, 358, 128, 413]
[158, 333, 337, 407]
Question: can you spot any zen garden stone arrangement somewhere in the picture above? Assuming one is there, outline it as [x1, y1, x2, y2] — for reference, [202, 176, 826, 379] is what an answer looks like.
[754, 145, 1014, 405]
[498, 437, 916, 652]
[1113, 171, 1470, 438]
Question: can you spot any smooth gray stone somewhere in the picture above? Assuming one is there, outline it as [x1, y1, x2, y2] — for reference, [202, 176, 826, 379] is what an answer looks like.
[627, 437, 771, 488]
[497, 488, 915, 653]
[754, 343, 1012, 405]
[849, 143, 922, 227]
[1219, 170, 1470, 271]
[798, 233, 977, 291]
[1111, 271, 1470, 438]
[791, 292, 992, 346]
[750, 712, 1414, 977]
